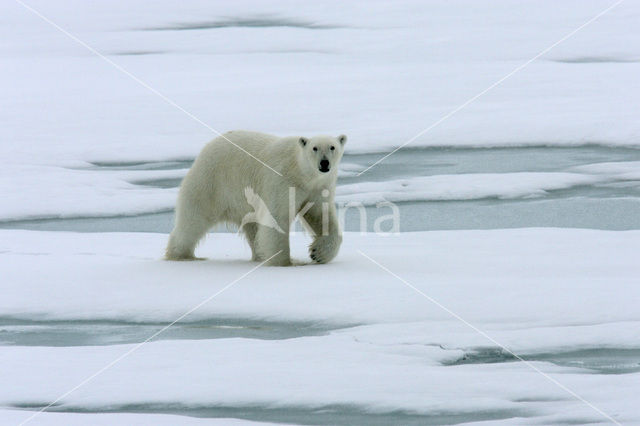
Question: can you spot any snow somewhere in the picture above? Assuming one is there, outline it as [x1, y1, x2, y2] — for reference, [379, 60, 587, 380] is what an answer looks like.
[0, 165, 180, 220]
[336, 164, 640, 204]
[3, 162, 639, 220]
[2, 229, 639, 326]
[1, 0, 639, 424]
[571, 161, 640, 180]
[338, 172, 600, 204]
[1, 229, 639, 424]
[2, 0, 640, 220]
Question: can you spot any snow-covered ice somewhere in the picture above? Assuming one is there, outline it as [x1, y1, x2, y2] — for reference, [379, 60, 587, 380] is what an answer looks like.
[1, 0, 640, 222]
[1, 0, 640, 424]
[1, 229, 640, 424]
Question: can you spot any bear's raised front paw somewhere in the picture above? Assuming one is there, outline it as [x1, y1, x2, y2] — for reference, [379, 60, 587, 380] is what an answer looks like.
[309, 235, 341, 264]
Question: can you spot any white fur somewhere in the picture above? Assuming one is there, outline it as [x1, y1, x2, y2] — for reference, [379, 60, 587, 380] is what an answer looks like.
[165, 131, 346, 266]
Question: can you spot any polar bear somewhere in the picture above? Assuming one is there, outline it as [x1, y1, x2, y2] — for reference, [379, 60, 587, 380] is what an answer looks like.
[165, 131, 346, 266]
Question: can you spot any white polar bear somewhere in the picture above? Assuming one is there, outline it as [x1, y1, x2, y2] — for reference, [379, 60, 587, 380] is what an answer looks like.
[165, 131, 346, 266]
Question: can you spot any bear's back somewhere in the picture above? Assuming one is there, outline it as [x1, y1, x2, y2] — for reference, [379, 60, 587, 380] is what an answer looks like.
[196, 130, 299, 181]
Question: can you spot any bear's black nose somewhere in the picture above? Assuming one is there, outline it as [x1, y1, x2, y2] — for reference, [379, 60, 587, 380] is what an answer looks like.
[319, 159, 330, 173]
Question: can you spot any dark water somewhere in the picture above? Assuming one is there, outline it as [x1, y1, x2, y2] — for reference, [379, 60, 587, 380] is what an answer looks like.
[0, 317, 346, 347]
[143, 15, 345, 31]
[444, 346, 640, 374]
[14, 403, 528, 426]
[2, 145, 640, 232]
[4, 145, 639, 425]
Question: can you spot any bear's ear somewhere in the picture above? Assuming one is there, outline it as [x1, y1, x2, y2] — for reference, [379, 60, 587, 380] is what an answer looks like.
[299, 137, 308, 147]
[338, 134, 347, 146]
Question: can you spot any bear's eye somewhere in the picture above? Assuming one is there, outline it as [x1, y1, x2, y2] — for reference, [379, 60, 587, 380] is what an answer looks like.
[313, 147, 318, 152]
[330, 146, 335, 151]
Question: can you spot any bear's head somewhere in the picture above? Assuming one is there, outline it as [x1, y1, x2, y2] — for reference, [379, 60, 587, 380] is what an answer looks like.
[298, 134, 346, 176]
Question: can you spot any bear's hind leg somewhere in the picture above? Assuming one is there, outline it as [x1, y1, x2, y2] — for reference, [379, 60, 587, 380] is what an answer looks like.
[242, 223, 261, 261]
[165, 213, 212, 260]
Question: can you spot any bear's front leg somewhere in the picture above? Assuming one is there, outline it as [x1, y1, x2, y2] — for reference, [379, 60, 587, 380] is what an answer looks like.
[303, 201, 342, 264]
[309, 234, 342, 264]
[254, 225, 291, 266]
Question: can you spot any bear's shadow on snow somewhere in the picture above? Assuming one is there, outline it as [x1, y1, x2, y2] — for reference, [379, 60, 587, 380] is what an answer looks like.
[163, 257, 314, 267]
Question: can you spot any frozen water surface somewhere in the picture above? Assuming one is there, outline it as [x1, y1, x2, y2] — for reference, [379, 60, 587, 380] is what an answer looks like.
[17, 403, 528, 426]
[0, 317, 344, 347]
[445, 347, 640, 374]
[2, 0, 640, 425]
[2, 145, 640, 232]
[1, 230, 639, 425]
